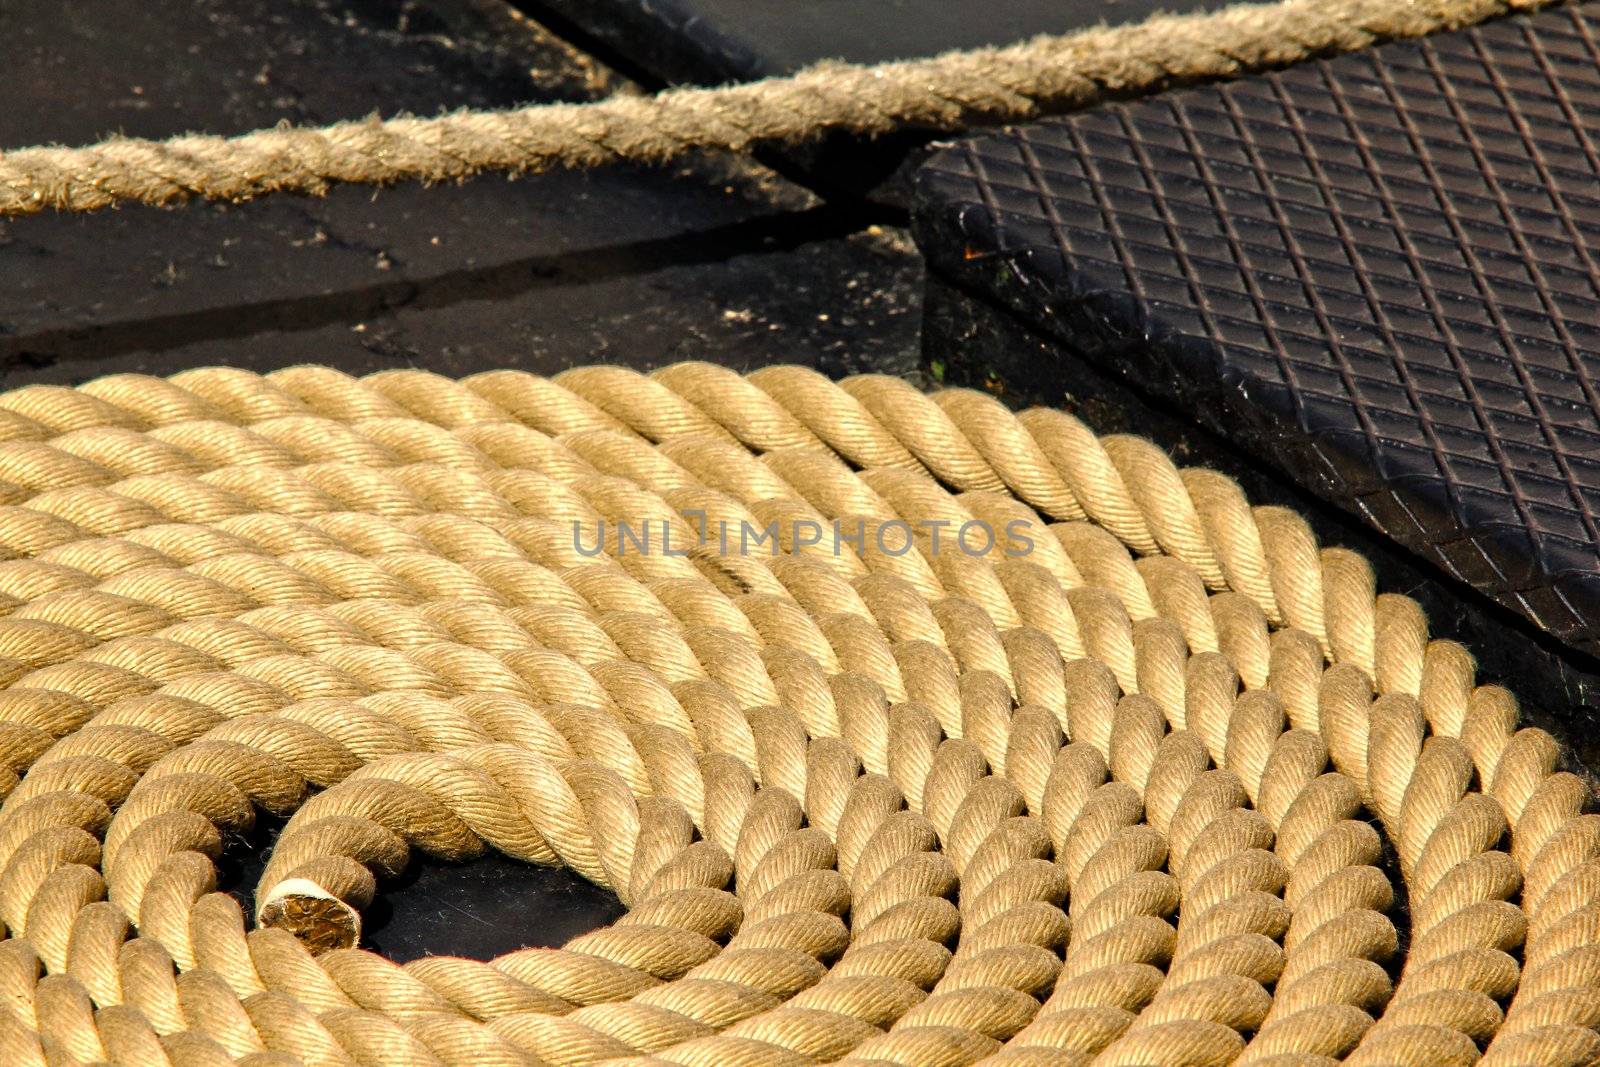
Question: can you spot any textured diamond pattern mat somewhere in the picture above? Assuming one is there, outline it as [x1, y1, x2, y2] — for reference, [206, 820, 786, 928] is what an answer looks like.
[914, 2, 1600, 661]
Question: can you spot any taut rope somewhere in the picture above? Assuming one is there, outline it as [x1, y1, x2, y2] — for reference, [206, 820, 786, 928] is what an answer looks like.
[0, 0, 1557, 217]
[0, 360, 1593, 1065]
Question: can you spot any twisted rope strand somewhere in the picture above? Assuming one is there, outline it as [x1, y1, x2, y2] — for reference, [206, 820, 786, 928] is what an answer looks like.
[0, 362, 1593, 1066]
[0, 0, 1559, 217]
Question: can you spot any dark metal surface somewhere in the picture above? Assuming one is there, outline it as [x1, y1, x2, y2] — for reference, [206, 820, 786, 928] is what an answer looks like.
[916, 3, 1600, 665]
[517, 0, 1231, 84]
[513, 0, 1231, 201]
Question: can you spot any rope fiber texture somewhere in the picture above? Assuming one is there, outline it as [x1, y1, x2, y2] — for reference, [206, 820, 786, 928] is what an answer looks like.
[0, 360, 1594, 1066]
[0, 0, 1562, 217]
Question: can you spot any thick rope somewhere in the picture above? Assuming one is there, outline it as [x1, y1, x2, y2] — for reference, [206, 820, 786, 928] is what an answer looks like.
[0, 360, 1593, 1065]
[0, 0, 1559, 217]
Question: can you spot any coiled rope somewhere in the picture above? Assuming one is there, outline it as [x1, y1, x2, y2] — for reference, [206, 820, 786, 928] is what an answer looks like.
[0, 360, 1593, 1065]
[0, 0, 1559, 217]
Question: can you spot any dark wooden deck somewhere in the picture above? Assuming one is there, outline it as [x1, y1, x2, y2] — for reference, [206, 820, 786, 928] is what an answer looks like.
[0, 0, 924, 391]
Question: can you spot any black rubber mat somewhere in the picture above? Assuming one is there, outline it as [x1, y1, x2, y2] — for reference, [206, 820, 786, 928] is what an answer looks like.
[914, 3, 1600, 660]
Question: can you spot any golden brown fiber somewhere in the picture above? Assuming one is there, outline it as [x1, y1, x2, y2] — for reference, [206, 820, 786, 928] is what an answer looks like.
[0, 360, 1594, 1066]
[0, 0, 1559, 217]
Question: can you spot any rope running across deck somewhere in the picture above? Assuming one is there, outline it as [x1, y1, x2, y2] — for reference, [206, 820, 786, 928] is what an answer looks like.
[0, 361, 1594, 1065]
[0, 0, 1561, 217]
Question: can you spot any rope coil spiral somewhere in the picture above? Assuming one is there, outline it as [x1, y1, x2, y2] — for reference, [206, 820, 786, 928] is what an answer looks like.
[0, 360, 1592, 1065]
